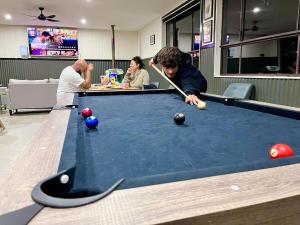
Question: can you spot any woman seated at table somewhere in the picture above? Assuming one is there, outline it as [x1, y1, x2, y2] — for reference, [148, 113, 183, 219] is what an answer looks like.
[122, 56, 150, 89]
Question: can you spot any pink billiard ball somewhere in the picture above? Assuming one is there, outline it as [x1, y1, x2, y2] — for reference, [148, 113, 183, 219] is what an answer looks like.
[81, 108, 93, 119]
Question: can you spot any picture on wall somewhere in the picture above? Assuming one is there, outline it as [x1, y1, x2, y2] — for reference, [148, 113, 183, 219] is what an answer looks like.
[204, 0, 213, 20]
[27, 27, 78, 57]
[202, 20, 213, 45]
[150, 34, 155, 45]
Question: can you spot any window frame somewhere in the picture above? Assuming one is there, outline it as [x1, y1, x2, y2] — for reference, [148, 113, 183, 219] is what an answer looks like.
[217, 0, 300, 79]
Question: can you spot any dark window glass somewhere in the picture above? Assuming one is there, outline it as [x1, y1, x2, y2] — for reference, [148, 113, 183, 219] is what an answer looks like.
[244, 0, 299, 40]
[190, 51, 200, 68]
[240, 37, 297, 74]
[193, 9, 200, 50]
[222, 0, 241, 44]
[221, 0, 300, 76]
[280, 37, 298, 73]
[222, 46, 241, 73]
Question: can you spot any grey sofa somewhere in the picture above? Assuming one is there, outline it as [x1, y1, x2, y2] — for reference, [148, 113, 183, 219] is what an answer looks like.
[7, 79, 58, 115]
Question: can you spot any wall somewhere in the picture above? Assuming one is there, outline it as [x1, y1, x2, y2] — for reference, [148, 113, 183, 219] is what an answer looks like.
[138, 17, 163, 59]
[0, 59, 129, 87]
[178, 33, 193, 53]
[0, 25, 137, 86]
[142, 58, 170, 89]
[79, 29, 138, 60]
[0, 25, 138, 59]
[0, 25, 28, 58]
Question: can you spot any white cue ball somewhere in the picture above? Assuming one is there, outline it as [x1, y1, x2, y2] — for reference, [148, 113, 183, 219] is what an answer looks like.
[197, 100, 206, 110]
[60, 174, 69, 184]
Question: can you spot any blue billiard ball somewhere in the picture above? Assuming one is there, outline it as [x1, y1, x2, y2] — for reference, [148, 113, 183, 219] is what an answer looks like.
[85, 116, 99, 129]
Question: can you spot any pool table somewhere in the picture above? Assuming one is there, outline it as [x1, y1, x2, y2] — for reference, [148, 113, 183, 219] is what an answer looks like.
[1, 90, 300, 225]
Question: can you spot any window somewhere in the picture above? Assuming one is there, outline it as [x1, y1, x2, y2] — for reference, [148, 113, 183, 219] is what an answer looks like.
[177, 15, 193, 52]
[221, 0, 300, 76]
[244, 0, 298, 40]
[164, 1, 201, 68]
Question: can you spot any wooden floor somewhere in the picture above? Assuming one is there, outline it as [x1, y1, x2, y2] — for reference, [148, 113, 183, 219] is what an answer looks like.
[1, 94, 300, 224]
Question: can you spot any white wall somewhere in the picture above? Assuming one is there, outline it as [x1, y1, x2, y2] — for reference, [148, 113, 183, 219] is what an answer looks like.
[178, 33, 192, 53]
[0, 25, 138, 59]
[79, 29, 138, 60]
[229, 34, 278, 58]
[0, 25, 28, 58]
[243, 41, 277, 58]
[138, 17, 163, 59]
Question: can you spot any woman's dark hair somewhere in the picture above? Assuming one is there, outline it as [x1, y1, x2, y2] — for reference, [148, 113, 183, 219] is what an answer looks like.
[157, 47, 182, 68]
[132, 56, 144, 69]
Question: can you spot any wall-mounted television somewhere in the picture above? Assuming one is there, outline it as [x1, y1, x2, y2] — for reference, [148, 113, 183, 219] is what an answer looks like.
[27, 27, 78, 57]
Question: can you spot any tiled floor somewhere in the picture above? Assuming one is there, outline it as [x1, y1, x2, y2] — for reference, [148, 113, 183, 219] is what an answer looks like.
[0, 110, 49, 176]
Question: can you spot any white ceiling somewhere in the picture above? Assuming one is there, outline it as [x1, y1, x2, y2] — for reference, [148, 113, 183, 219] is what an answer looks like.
[0, 0, 185, 31]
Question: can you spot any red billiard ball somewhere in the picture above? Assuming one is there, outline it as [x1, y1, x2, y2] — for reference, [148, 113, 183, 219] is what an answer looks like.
[81, 108, 93, 118]
[269, 144, 295, 159]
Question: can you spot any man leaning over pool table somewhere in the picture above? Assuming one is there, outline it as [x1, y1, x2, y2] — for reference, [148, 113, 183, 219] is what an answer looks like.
[149, 47, 207, 105]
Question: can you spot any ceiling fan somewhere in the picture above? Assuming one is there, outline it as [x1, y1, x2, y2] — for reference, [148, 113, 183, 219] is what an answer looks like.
[26, 7, 59, 22]
[244, 21, 259, 32]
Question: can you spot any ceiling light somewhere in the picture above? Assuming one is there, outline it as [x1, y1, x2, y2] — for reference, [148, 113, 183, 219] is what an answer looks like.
[80, 18, 87, 24]
[253, 7, 261, 13]
[4, 14, 12, 20]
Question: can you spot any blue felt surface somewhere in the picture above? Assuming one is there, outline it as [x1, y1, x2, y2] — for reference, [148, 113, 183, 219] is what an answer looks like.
[58, 93, 300, 193]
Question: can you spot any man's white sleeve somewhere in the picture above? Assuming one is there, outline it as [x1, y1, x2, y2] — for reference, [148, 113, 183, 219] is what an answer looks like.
[67, 71, 85, 87]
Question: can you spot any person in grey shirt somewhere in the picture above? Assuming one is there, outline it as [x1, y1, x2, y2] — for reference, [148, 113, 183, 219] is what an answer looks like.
[122, 56, 149, 89]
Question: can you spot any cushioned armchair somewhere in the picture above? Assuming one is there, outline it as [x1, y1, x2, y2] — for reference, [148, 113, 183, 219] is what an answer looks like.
[223, 83, 254, 99]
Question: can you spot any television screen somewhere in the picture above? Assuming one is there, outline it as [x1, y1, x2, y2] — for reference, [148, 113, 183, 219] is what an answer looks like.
[27, 27, 78, 57]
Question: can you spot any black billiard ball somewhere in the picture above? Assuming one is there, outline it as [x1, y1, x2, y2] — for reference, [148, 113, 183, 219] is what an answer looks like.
[174, 112, 185, 125]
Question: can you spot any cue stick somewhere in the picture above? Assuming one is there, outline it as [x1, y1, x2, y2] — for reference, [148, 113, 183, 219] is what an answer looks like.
[151, 64, 189, 99]
[151, 64, 206, 108]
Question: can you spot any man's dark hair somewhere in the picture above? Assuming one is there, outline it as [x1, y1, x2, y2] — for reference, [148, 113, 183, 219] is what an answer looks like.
[157, 47, 182, 68]
[132, 56, 144, 69]
[41, 31, 51, 37]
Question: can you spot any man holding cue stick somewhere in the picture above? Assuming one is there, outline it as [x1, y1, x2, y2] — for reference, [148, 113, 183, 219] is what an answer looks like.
[149, 47, 207, 109]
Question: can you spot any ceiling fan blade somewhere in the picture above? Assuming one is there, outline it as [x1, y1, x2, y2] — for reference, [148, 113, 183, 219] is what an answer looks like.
[46, 15, 56, 18]
[47, 18, 59, 22]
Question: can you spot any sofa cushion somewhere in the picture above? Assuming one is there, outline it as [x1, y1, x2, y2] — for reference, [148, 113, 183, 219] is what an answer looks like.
[49, 78, 59, 84]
